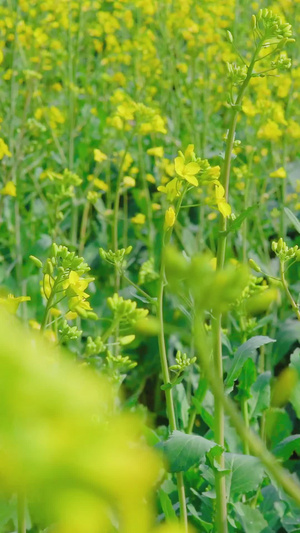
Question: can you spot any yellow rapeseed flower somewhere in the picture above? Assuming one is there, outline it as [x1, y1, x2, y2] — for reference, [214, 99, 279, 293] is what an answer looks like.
[131, 213, 146, 224]
[94, 149, 108, 163]
[174, 156, 200, 186]
[147, 146, 164, 157]
[1, 181, 16, 197]
[0, 138, 11, 160]
[164, 207, 176, 229]
[270, 167, 287, 179]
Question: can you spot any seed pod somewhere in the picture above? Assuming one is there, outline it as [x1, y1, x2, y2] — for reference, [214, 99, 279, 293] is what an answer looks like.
[249, 259, 262, 273]
[227, 30, 233, 43]
[29, 255, 43, 268]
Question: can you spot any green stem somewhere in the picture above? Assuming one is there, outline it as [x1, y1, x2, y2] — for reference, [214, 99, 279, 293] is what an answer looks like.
[156, 189, 189, 530]
[122, 273, 155, 303]
[241, 397, 250, 454]
[213, 42, 263, 533]
[280, 261, 300, 321]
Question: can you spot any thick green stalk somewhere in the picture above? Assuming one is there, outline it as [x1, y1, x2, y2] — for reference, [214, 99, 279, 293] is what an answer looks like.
[195, 318, 300, 506]
[213, 43, 262, 533]
[156, 190, 189, 530]
[280, 261, 300, 321]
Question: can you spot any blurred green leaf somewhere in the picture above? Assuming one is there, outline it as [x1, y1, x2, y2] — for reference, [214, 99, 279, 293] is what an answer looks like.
[226, 336, 275, 387]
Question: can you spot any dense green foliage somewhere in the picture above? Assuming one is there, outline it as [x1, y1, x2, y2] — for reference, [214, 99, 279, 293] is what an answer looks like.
[1, 0, 300, 531]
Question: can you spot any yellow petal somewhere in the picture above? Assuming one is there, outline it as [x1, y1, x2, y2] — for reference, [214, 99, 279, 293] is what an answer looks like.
[218, 200, 231, 218]
[184, 144, 195, 159]
[185, 162, 200, 175]
[184, 174, 198, 187]
[174, 156, 185, 176]
[215, 182, 225, 199]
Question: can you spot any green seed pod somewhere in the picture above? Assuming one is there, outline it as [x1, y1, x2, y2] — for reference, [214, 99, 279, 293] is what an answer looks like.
[249, 259, 262, 273]
[227, 30, 233, 43]
[252, 14, 257, 30]
[29, 255, 43, 268]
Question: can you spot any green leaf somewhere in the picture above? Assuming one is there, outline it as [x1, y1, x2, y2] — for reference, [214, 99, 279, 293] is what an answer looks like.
[222, 205, 258, 236]
[187, 504, 213, 531]
[248, 371, 271, 418]
[272, 435, 300, 461]
[225, 453, 265, 496]
[284, 207, 300, 234]
[158, 489, 178, 522]
[226, 336, 276, 387]
[234, 503, 271, 533]
[237, 358, 257, 401]
[265, 408, 292, 448]
[163, 430, 222, 473]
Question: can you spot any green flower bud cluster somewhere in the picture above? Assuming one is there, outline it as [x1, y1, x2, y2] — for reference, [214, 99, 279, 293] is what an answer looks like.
[106, 351, 137, 372]
[227, 63, 247, 86]
[49, 244, 90, 275]
[99, 246, 132, 267]
[43, 168, 82, 202]
[85, 335, 105, 357]
[255, 9, 293, 43]
[33, 244, 96, 323]
[107, 293, 148, 324]
[169, 350, 197, 373]
[271, 53, 292, 72]
[241, 275, 268, 301]
[59, 320, 82, 343]
[138, 258, 159, 285]
[272, 238, 300, 262]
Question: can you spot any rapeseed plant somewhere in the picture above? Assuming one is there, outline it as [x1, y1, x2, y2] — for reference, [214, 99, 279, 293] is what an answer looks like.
[1, 1, 300, 532]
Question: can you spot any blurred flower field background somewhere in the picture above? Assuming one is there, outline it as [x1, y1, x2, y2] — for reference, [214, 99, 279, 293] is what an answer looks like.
[2, 0, 300, 531]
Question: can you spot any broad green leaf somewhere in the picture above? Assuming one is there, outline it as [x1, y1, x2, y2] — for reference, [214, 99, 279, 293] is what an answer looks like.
[158, 489, 178, 522]
[201, 453, 265, 499]
[225, 453, 265, 496]
[272, 435, 300, 461]
[275, 320, 300, 365]
[284, 207, 300, 234]
[226, 336, 276, 387]
[234, 503, 271, 533]
[265, 408, 293, 448]
[162, 430, 222, 473]
[248, 371, 271, 418]
[187, 504, 213, 531]
[290, 349, 300, 417]
[237, 358, 257, 401]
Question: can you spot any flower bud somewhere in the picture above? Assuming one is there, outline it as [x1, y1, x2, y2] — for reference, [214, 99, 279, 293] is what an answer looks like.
[164, 206, 176, 229]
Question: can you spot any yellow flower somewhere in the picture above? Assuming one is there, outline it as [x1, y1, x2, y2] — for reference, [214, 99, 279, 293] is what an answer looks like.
[0, 294, 30, 314]
[270, 167, 287, 179]
[146, 173, 156, 184]
[63, 271, 92, 299]
[93, 178, 109, 191]
[94, 149, 108, 163]
[131, 213, 146, 224]
[65, 310, 78, 320]
[147, 147, 164, 158]
[258, 120, 282, 142]
[123, 176, 136, 188]
[174, 156, 200, 186]
[164, 207, 176, 229]
[215, 183, 231, 218]
[1, 181, 16, 197]
[152, 203, 161, 211]
[0, 139, 11, 160]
